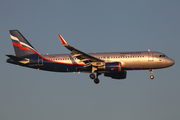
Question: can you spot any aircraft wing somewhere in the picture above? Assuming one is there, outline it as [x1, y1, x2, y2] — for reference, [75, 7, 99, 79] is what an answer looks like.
[58, 34, 104, 67]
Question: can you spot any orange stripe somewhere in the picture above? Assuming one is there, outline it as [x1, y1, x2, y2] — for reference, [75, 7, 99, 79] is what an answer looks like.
[118, 62, 121, 71]
[58, 34, 67, 45]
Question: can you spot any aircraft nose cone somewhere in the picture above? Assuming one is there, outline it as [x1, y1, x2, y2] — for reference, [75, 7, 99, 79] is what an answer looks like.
[169, 59, 175, 66]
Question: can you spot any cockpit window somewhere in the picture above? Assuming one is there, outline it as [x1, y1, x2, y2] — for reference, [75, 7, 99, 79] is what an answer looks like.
[159, 54, 168, 58]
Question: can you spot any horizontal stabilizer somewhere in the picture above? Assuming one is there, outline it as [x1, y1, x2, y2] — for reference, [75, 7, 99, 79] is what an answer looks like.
[6, 54, 28, 61]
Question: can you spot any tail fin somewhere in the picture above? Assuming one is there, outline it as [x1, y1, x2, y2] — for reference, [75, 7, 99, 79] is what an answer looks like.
[9, 30, 37, 57]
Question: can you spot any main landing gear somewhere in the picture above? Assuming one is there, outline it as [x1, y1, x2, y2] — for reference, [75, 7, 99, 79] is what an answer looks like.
[90, 67, 101, 84]
[90, 73, 101, 84]
[149, 69, 154, 79]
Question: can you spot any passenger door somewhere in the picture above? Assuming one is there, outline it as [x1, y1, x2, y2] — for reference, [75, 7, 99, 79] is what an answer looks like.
[148, 52, 154, 61]
[38, 56, 43, 66]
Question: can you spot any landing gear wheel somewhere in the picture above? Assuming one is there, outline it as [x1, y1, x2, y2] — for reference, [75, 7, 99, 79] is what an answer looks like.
[150, 75, 154, 79]
[90, 73, 95, 79]
[149, 69, 154, 79]
[94, 78, 100, 84]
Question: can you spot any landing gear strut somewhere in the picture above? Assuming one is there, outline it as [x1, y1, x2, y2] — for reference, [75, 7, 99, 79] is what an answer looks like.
[94, 73, 101, 84]
[149, 69, 154, 79]
[89, 72, 101, 84]
[89, 67, 100, 84]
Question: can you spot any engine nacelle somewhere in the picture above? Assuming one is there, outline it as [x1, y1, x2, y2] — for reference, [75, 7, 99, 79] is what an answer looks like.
[105, 62, 121, 72]
[104, 71, 127, 79]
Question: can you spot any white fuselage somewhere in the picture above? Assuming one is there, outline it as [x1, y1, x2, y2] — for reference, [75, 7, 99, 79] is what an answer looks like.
[43, 51, 174, 71]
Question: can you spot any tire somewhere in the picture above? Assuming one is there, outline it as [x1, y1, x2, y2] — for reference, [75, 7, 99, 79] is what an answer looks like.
[94, 78, 100, 84]
[90, 73, 95, 79]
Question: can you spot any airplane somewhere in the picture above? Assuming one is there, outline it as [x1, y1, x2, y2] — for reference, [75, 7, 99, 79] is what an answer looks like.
[6, 30, 175, 84]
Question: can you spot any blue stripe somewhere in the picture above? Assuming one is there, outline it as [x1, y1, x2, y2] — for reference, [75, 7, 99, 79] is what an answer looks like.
[12, 39, 20, 43]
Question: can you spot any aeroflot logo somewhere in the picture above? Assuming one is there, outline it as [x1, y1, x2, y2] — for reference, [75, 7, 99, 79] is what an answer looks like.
[120, 52, 141, 55]
[10, 34, 36, 51]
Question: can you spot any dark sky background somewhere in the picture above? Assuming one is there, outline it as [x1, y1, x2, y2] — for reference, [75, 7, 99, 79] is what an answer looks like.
[1, 0, 180, 120]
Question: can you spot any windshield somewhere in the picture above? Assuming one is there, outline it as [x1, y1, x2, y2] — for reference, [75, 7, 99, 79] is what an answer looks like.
[159, 54, 168, 58]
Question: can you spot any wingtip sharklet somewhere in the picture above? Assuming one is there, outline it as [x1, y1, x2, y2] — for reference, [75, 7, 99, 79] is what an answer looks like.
[58, 34, 68, 45]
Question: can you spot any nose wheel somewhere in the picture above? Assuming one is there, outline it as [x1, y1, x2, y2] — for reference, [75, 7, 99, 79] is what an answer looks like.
[149, 69, 154, 79]
[150, 75, 154, 79]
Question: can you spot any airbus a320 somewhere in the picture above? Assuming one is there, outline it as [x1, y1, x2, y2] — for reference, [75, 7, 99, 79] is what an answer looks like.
[6, 30, 175, 84]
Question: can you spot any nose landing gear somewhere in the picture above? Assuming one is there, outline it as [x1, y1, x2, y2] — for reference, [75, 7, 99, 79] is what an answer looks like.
[149, 69, 154, 79]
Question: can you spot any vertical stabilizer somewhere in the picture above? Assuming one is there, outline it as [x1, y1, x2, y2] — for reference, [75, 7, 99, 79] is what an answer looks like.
[9, 30, 37, 57]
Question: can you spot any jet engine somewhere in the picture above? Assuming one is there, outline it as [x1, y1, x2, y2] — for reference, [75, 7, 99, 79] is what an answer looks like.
[98, 62, 122, 72]
[104, 71, 127, 79]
